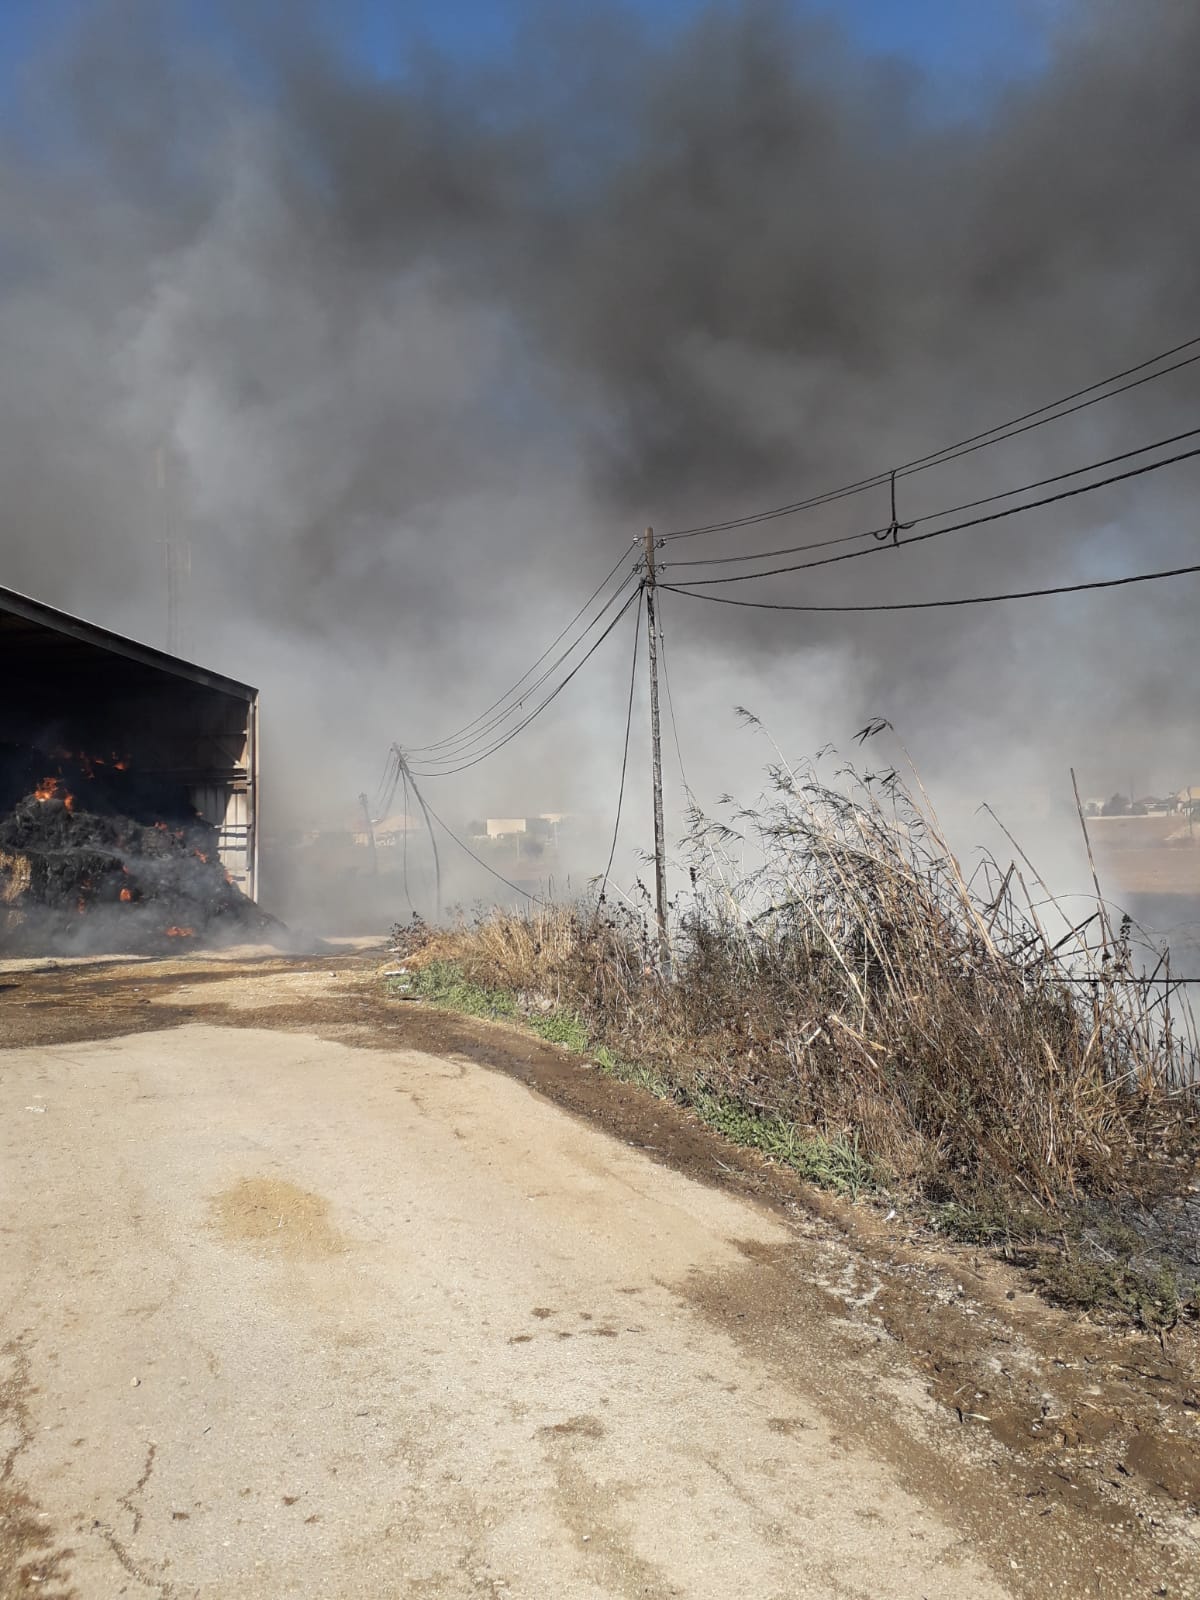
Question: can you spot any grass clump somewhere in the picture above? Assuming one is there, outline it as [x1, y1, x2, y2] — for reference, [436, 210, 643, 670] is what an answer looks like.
[529, 1010, 590, 1051]
[1031, 1256, 1197, 1331]
[394, 961, 517, 1020]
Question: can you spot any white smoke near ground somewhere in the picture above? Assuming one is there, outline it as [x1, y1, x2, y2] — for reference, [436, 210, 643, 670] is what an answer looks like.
[1, 0, 1198, 929]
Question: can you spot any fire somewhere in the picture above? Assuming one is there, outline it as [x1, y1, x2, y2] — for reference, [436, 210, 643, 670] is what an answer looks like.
[64, 793, 75, 812]
[165, 926, 195, 938]
[192, 849, 208, 863]
[119, 887, 133, 902]
[33, 778, 58, 801]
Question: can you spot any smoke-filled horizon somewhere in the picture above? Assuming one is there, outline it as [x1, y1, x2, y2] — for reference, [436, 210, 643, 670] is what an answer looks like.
[1, 0, 1198, 910]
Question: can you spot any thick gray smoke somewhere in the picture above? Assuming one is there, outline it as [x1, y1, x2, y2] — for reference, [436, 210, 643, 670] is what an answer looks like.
[1, 0, 1198, 915]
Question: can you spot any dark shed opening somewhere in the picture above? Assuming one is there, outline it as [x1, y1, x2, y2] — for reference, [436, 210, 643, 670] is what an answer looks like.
[0, 585, 258, 898]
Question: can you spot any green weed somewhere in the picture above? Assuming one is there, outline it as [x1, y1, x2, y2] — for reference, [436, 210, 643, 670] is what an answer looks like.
[529, 1010, 590, 1051]
[395, 962, 517, 1019]
[1031, 1256, 1197, 1330]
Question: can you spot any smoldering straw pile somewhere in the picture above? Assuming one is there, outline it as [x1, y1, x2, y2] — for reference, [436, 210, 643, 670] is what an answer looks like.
[0, 749, 269, 953]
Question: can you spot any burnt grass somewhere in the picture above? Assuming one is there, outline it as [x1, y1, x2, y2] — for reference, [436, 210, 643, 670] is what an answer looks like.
[393, 754, 1200, 1327]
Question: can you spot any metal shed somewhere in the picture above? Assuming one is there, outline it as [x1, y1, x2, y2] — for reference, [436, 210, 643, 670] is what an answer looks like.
[0, 585, 259, 899]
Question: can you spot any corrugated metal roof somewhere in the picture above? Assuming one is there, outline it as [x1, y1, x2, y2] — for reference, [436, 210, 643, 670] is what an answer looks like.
[0, 583, 256, 701]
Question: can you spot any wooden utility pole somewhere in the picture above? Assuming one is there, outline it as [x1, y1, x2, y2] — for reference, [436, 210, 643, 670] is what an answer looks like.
[643, 527, 669, 968]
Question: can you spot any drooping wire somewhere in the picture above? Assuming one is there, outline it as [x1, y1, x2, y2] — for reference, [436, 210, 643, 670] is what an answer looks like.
[397, 752, 442, 916]
[662, 439, 1200, 589]
[406, 584, 644, 777]
[599, 582, 644, 901]
[662, 423, 1200, 573]
[419, 794, 541, 903]
[405, 543, 639, 756]
[399, 764, 414, 914]
[660, 333, 1200, 541]
[655, 589, 694, 802]
[413, 568, 641, 768]
[661, 559, 1200, 613]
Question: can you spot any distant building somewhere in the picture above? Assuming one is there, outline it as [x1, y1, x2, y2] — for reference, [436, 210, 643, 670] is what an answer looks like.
[485, 818, 527, 839]
[352, 811, 418, 848]
[472, 813, 572, 861]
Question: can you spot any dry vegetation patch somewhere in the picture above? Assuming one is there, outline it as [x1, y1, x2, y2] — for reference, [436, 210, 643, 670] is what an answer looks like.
[393, 745, 1200, 1320]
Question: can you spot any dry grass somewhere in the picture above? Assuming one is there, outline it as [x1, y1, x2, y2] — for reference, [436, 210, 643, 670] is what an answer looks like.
[394, 743, 1198, 1221]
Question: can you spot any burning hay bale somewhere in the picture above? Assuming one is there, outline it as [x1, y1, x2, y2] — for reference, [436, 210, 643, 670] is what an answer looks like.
[0, 751, 271, 953]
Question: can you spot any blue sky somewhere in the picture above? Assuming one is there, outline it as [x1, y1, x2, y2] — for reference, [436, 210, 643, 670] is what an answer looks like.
[0, 0, 1055, 101]
[334, 0, 1056, 94]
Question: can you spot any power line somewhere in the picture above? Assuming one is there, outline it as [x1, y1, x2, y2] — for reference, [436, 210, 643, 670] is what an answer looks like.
[599, 583, 644, 899]
[407, 550, 640, 759]
[399, 765, 414, 914]
[397, 752, 443, 916]
[408, 571, 640, 773]
[656, 591, 694, 801]
[413, 568, 641, 767]
[661, 559, 1200, 614]
[662, 423, 1200, 573]
[661, 438, 1200, 588]
[661, 333, 1200, 541]
[406, 584, 644, 776]
[419, 793, 540, 903]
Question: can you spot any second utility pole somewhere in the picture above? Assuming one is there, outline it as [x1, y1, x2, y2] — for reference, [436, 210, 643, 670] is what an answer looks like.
[643, 527, 670, 969]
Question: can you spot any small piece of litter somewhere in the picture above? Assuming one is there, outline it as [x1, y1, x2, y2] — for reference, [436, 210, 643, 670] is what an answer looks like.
[130, 1377, 140, 1387]
[25, 1106, 46, 1114]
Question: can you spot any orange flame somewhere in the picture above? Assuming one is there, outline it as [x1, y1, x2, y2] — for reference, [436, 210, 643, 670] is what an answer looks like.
[33, 777, 58, 801]
[165, 926, 195, 938]
[119, 887, 133, 903]
[64, 793, 75, 812]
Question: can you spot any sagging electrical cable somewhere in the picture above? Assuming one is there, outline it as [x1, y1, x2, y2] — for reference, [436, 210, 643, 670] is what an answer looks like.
[661, 332, 1200, 541]
[419, 794, 540, 903]
[405, 543, 639, 756]
[662, 423, 1200, 573]
[406, 584, 645, 776]
[662, 439, 1200, 588]
[413, 567, 642, 768]
[599, 583, 644, 901]
[661, 559, 1200, 613]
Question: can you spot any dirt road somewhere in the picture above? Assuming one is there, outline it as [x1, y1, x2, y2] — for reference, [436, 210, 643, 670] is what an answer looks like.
[1, 952, 1196, 1598]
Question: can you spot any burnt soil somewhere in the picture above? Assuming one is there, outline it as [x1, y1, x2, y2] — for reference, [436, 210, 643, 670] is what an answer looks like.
[2, 946, 1199, 1595]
